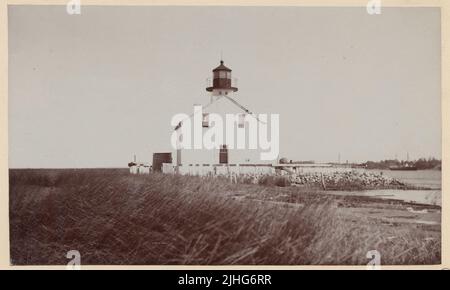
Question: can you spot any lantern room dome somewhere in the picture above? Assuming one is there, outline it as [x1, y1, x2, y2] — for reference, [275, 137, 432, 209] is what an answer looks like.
[212, 60, 232, 72]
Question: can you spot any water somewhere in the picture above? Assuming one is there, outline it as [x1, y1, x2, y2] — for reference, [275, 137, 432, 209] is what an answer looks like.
[374, 169, 441, 189]
[294, 166, 441, 205]
[332, 189, 441, 206]
[332, 169, 441, 206]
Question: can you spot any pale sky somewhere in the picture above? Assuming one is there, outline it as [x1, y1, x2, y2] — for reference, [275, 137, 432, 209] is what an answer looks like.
[8, 6, 441, 168]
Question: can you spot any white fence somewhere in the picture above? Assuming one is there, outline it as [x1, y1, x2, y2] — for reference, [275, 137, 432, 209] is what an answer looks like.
[136, 163, 356, 176]
[162, 163, 275, 176]
[129, 165, 151, 174]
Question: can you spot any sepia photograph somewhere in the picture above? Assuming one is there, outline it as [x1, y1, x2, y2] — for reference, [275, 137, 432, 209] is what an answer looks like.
[5, 2, 445, 269]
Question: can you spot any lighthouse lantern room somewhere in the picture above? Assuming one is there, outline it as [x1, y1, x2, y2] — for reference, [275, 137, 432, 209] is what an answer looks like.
[206, 60, 238, 96]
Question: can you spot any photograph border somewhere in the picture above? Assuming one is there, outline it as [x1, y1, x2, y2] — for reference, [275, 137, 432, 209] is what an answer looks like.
[0, 0, 448, 270]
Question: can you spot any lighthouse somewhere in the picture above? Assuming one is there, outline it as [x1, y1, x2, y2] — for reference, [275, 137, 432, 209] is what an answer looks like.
[173, 60, 272, 173]
[203, 60, 240, 165]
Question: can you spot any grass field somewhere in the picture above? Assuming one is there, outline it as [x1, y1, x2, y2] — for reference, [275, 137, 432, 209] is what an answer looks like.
[9, 169, 441, 265]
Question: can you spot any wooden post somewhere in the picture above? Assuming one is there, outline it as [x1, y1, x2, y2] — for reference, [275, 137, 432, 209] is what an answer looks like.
[321, 172, 327, 190]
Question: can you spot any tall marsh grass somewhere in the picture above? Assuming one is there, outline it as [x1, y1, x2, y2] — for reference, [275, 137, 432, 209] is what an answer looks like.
[9, 169, 440, 265]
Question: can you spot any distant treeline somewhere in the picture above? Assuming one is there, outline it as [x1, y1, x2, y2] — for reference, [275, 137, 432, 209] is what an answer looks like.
[362, 158, 441, 170]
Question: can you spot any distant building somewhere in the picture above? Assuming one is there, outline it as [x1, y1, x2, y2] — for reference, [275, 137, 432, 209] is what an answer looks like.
[128, 155, 151, 174]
